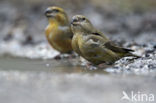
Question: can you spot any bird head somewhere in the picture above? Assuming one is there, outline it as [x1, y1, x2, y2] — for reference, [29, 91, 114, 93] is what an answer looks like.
[71, 15, 95, 33]
[45, 6, 69, 25]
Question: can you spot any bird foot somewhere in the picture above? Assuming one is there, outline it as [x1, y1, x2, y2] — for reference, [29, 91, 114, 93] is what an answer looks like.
[85, 63, 98, 70]
[54, 53, 77, 60]
[54, 55, 62, 60]
[98, 63, 112, 68]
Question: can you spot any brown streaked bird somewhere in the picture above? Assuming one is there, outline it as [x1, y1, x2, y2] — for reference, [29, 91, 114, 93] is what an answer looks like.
[71, 15, 140, 65]
[45, 6, 73, 54]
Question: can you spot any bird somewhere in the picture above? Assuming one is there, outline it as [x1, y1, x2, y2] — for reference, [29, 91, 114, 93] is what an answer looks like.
[71, 15, 140, 65]
[45, 6, 73, 54]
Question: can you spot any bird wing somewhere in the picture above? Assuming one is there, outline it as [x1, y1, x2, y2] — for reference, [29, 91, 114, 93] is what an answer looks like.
[82, 34, 115, 56]
[80, 34, 118, 64]
[91, 32, 133, 53]
[104, 41, 134, 53]
[92, 30, 109, 41]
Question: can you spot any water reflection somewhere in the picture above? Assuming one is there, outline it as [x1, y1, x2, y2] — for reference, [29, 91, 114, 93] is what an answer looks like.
[0, 56, 109, 74]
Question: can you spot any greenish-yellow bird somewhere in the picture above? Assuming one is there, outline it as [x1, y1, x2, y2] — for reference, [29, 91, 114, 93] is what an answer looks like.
[45, 6, 73, 53]
[71, 15, 139, 65]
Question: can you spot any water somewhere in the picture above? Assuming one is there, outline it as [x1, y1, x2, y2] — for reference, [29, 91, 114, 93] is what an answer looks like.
[0, 0, 156, 102]
[0, 33, 155, 103]
[0, 56, 156, 103]
[0, 56, 108, 73]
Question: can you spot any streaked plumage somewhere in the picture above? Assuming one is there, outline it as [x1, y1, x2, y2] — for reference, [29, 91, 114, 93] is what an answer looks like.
[71, 15, 139, 65]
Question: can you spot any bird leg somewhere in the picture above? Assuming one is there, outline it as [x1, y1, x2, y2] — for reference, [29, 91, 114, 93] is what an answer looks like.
[54, 52, 77, 60]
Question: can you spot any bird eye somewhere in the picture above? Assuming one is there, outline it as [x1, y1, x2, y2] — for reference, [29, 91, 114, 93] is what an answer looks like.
[52, 9, 59, 13]
[82, 18, 86, 21]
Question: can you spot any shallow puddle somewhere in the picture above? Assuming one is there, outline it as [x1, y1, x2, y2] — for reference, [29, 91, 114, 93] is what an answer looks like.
[0, 56, 156, 103]
[0, 56, 108, 74]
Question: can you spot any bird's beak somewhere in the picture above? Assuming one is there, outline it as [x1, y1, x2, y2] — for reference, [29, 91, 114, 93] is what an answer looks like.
[71, 20, 79, 26]
[71, 22, 76, 26]
[44, 9, 49, 16]
[44, 9, 54, 17]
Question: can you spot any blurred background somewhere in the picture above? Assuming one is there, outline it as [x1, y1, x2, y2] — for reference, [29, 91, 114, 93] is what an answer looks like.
[0, 0, 156, 103]
[0, 0, 156, 43]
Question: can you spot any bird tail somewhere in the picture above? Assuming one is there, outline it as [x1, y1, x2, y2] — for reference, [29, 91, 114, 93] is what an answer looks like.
[126, 53, 141, 58]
